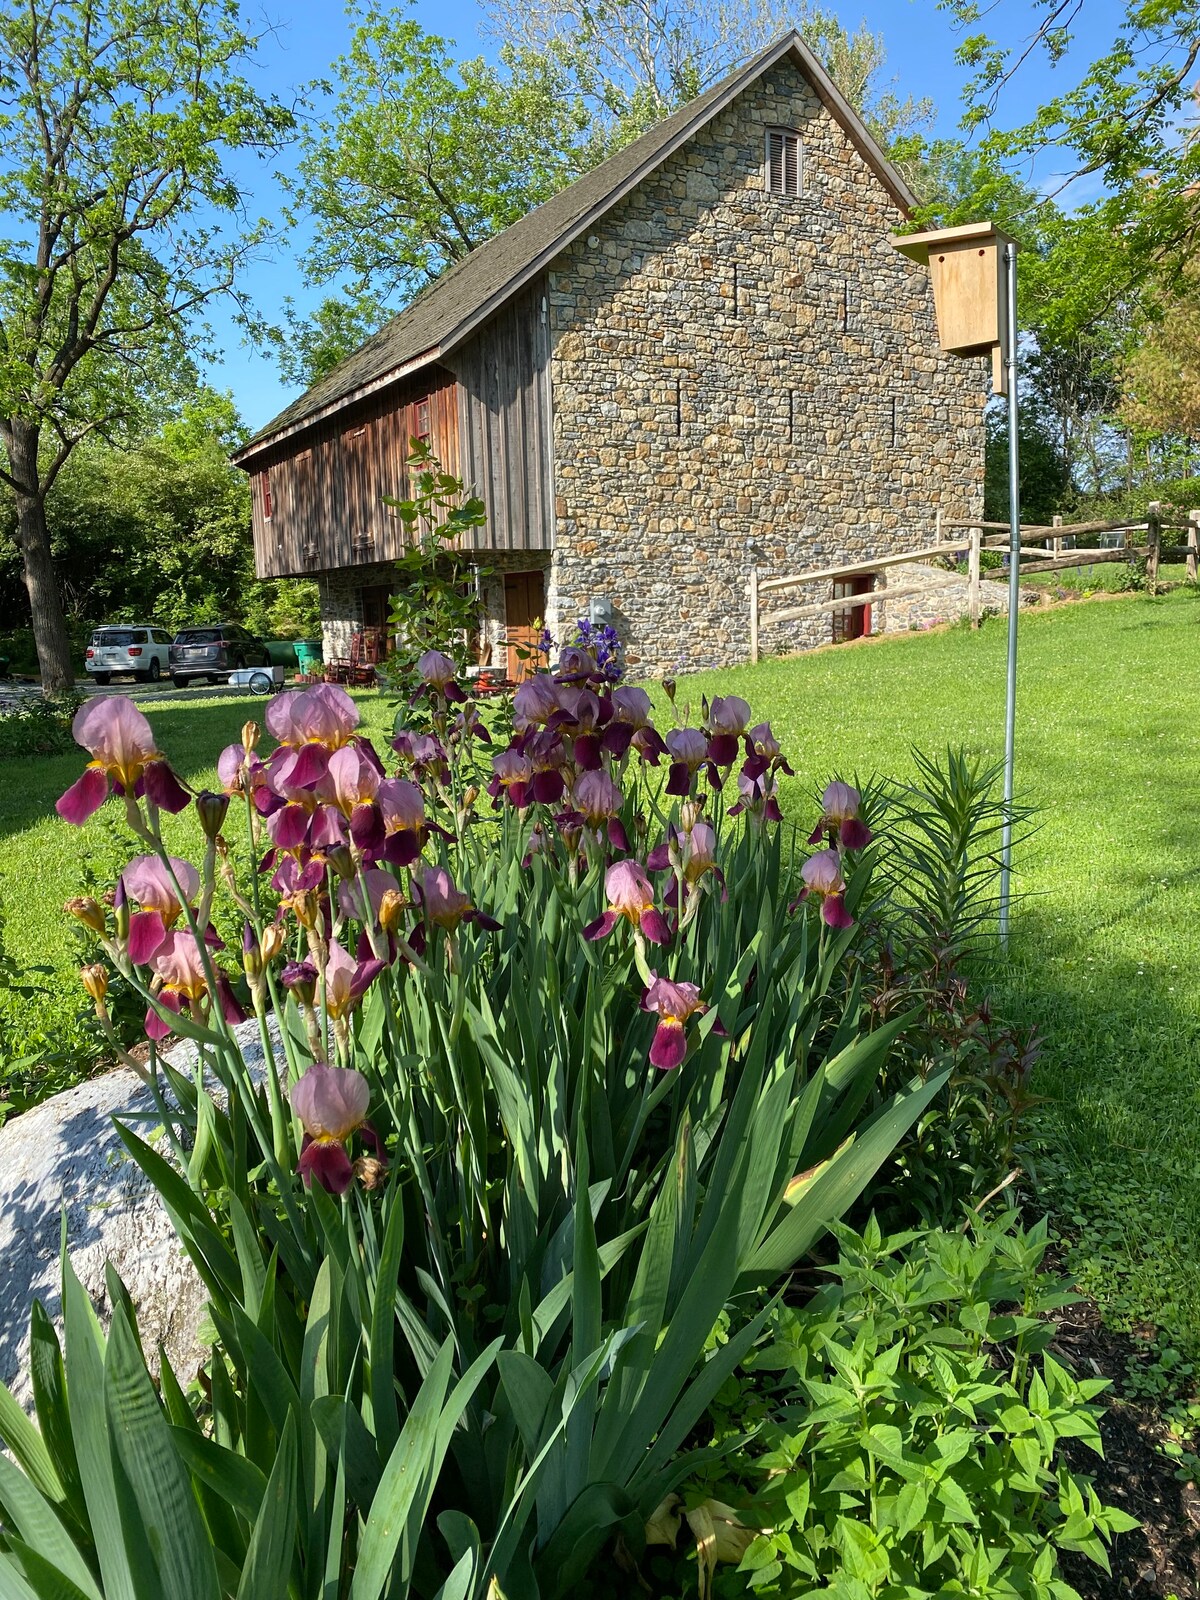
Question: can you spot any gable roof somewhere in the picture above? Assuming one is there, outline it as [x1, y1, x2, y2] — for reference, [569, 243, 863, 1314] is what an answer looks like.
[235, 30, 917, 464]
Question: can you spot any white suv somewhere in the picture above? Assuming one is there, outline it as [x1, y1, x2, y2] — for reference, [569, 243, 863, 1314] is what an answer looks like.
[85, 626, 172, 685]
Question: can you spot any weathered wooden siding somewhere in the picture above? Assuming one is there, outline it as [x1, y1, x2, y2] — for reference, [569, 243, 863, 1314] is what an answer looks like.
[448, 279, 555, 551]
[248, 371, 460, 579]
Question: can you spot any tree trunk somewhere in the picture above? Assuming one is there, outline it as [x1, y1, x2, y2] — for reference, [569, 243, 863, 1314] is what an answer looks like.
[4, 419, 75, 696]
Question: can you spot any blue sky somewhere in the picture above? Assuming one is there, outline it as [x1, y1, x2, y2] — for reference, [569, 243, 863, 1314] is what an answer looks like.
[211, 0, 1131, 430]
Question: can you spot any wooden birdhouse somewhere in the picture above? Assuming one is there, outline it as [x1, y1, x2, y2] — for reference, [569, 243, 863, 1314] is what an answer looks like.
[889, 221, 1015, 394]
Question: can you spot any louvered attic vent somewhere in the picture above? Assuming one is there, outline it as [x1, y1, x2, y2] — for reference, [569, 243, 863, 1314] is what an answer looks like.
[765, 128, 802, 197]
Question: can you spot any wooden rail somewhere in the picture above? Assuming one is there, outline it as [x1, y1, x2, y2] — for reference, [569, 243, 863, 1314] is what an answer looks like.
[747, 505, 1200, 665]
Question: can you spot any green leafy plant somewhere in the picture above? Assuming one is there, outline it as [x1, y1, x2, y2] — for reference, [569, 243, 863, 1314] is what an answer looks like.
[383, 442, 490, 692]
[653, 1212, 1136, 1598]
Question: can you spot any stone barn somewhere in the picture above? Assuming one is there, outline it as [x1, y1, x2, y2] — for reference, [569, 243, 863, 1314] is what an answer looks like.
[233, 30, 986, 675]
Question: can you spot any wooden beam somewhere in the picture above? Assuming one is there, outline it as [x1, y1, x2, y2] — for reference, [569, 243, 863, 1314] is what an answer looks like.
[1017, 547, 1148, 575]
[945, 516, 1151, 538]
[757, 540, 967, 595]
[763, 582, 940, 627]
[968, 524, 981, 628]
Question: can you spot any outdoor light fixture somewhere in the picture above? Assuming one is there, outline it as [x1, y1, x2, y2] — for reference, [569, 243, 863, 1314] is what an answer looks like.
[890, 220, 1021, 946]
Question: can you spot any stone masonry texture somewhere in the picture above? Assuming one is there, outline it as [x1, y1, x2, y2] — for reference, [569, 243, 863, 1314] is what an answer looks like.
[546, 56, 986, 674]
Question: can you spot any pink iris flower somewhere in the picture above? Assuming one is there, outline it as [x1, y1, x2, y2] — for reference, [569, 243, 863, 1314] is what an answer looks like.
[488, 749, 534, 810]
[583, 860, 670, 944]
[665, 727, 708, 796]
[325, 745, 381, 816]
[513, 674, 561, 732]
[144, 930, 244, 1040]
[524, 731, 568, 804]
[57, 697, 189, 825]
[648, 821, 722, 900]
[795, 848, 854, 929]
[290, 1061, 371, 1194]
[121, 854, 200, 965]
[266, 685, 360, 790]
[415, 866, 499, 933]
[729, 767, 783, 824]
[642, 975, 709, 1070]
[704, 696, 752, 767]
[417, 649, 457, 686]
[415, 650, 465, 703]
[337, 867, 398, 926]
[572, 770, 628, 848]
[808, 781, 872, 851]
[369, 778, 427, 865]
[323, 938, 385, 1021]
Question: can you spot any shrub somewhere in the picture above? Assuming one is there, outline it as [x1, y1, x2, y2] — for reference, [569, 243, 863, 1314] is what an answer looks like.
[0, 690, 84, 761]
[652, 1212, 1136, 1598]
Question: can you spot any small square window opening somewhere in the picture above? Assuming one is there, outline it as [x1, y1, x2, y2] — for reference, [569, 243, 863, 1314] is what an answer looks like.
[765, 129, 802, 197]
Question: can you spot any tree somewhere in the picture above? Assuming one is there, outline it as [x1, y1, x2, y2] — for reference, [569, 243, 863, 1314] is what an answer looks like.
[1121, 260, 1200, 444]
[0, 0, 293, 693]
[937, 0, 1200, 329]
[482, 0, 933, 156]
[287, 2, 932, 349]
[290, 14, 591, 308]
[0, 389, 320, 640]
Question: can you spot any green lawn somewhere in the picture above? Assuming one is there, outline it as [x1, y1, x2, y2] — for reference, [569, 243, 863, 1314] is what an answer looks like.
[677, 591, 1200, 1364]
[0, 689, 397, 1099]
[3, 595, 1200, 1365]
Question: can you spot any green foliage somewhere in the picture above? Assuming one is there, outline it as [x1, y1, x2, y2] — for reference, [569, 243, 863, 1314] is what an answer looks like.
[0, 393, 317, 640]
[289, 7, 590, 308]
[383, 442, 490, 690]
[0, 692, 83, 762]
[984, 396, 1071, 525]
[679, 1213, 1137, 1596]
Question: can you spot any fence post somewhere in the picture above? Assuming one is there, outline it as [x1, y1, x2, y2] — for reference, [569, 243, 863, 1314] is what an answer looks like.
[749, 565, 759, 664]
[968, 525, 981, 628]
[1147, 502, 1162, 593]
[1189, 510, 1199, 586]
[1052, 513, 1062, 557]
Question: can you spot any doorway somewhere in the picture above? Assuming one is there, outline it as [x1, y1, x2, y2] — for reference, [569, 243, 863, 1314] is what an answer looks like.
[831, 573, 872, 643]
[503, 571, 546, 682]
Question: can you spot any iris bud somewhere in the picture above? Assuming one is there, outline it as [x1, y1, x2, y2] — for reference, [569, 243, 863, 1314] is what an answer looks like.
[378, 888, 406, 935]
[242, 720, 260, 754]
[80, 963, 109, 1003]
[65, 896, 106, 935]
[325, 843, 355, 879]
[196, 790, 229, 841]
[260, 923, 286, 963]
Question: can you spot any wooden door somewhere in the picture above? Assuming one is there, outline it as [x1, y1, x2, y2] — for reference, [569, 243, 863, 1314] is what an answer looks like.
[832, 574, 872, 643]
[503, 571, 545, 682]
[360, 584, 392, 657]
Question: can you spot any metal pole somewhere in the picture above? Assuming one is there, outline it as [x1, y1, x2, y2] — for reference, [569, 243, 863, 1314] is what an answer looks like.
[999, 241, 1020, 948]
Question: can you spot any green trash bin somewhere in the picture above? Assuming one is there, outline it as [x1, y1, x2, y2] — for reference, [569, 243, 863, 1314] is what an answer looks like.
[294, 639, 323, 677]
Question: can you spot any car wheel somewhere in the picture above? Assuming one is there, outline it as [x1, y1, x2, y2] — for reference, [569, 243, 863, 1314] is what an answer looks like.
[231, 654, 245, 672]
[147, 658, 161, 681]
[171, 675, 187, 689]
[93, 672, 111, 685]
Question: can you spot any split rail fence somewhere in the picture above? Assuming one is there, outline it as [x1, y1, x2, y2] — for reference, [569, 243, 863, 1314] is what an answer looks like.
[747, 503, 1200, 664]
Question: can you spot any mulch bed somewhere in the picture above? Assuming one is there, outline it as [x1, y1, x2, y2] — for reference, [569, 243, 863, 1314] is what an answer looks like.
[1052, 1295, 1200, 1598]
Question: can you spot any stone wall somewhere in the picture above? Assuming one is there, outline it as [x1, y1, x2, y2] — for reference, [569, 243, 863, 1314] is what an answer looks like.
[546, 56, 985, 675]
[873, 562, 1010, 633]
[317, 551, 552, 669]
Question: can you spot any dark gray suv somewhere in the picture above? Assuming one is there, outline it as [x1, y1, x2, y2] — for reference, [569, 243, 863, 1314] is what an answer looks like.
[169, 623, 270, 687]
